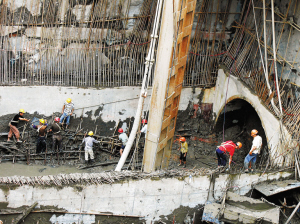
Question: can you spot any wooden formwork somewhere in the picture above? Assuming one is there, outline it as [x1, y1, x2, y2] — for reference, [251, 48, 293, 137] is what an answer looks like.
[143, 0, 196, 172]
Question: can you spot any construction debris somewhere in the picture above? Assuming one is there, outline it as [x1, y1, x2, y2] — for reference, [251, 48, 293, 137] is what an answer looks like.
[202, 192, 280, 224]
[254, 180, 300, 197]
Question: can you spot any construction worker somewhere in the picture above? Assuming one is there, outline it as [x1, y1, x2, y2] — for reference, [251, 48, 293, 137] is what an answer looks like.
[140, 119, 148, 134]
[32, 119, 48, 154]
[82, 131, 99, 164]
[60, 98, 74, 129]
[48, 117, 63, 153]
[216, 141, 242, 169]
[178, 137, 188, 168]
[118, 128, 128, 156]
[7, 109, 30, 143]
[244, 129, 262, 173]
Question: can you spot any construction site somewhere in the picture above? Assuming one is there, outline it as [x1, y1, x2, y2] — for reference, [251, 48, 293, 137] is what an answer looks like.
[0, 0, 300, 223]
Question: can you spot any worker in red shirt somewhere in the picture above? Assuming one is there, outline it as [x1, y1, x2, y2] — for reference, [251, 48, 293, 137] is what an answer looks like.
[216, 141, 242, 168]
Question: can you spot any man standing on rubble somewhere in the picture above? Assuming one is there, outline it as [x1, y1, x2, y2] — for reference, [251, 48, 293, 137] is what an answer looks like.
[60, 98, 74, 129]
[32, 119, 48, 154]
[7, 109, 30, 143]
[216, 141, 242, 169]
[244, 129, 262, 173]
[178, 137, 188, 168]
[82, 131, 99, 164]
[48, 117, 63, 153]
[118, 128, 128, 156]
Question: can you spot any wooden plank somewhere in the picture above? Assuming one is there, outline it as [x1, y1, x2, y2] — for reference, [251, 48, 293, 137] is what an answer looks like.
[14, 202, 38, 224]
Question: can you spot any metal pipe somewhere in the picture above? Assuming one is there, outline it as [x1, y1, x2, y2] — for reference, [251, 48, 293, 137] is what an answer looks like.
[115, 0, 163, 171]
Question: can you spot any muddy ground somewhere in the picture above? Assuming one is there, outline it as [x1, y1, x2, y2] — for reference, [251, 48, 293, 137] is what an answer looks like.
[0, 104, 293, 224]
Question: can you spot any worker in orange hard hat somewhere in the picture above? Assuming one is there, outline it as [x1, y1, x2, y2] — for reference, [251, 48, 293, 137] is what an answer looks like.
[60, 98, 74, 129]
[244, 129, 262, 173]
[178, 137, 188, 168]
[118, 128, 128, 156]
[216, 140, 242, 169]
[7, 109, 30, 143]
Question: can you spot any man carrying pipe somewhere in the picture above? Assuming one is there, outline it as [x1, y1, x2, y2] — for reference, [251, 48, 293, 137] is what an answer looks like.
[7, 109, 30, 143]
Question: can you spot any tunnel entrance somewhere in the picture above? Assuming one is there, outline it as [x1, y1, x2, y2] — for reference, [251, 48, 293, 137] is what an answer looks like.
[214, 99, 268, 170]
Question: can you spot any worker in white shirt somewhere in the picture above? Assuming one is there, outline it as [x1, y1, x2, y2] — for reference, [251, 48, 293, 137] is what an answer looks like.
[118, 128, 128, 156]
[244, 129, 262, 173]
[82, 131, 99, 164]
[140, 119, 147, 134]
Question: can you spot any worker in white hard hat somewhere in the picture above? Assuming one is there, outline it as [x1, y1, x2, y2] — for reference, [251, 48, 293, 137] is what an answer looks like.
[244, 129, 262, 173]
[60, 98, 74, 129]
[7, 109, 30, 143]
[49, 117, 63, 153]
[32, 119, 48, 154]
[82, 131, 99, 164]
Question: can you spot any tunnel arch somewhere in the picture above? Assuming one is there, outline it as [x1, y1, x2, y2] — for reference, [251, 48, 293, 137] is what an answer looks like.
[203, 69, 292, 166]
[215, 98, 269, 168]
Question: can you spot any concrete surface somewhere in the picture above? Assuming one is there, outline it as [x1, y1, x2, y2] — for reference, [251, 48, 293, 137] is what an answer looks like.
[0, 171, 292, 223]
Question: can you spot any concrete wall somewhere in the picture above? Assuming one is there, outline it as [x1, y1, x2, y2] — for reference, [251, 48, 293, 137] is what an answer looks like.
[202, 69, 292, 165]
[0, 171, 292, 223]
[0, 86, 199, 122]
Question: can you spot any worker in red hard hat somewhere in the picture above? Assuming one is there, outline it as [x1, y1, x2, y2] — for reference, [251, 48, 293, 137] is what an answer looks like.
[178, 137, 188, 168]
[140, 119, 147, 134]
[118, 128, 128, 156]
[244, 129, 262, 173]
[7, 109, 30, 143]
[216, 140, 242, 169]
[48, 117, 63, 153]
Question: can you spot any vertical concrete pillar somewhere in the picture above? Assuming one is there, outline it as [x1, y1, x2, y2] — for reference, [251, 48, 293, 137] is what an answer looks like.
[143, 0, 196, 172]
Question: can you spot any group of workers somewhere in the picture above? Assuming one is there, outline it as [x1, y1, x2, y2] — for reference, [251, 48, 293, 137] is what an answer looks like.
[215, 129, 262, 172]
[176, 128, 262, 172]
[7, 98, 75, 154]
[7, 99, 149, 165]
[7, 100, 262, 171]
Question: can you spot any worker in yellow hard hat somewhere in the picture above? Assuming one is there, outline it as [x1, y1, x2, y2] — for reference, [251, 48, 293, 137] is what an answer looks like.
[82, 131, 99, 164]
[7, 109, 30, 143]
[60, 98, 74, 129]
[32, 119, 48, 153]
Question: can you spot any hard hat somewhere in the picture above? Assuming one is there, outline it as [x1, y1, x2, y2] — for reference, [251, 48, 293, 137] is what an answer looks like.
[236, 142, 242, 148]
[19, 109, 25, 113]
[142, 119, 147, 124]
[54, 117, 60, 122]
[179, 137, 186, 142]
[88, 131, 94, 136]
[118, 128, 123, 133]
[39, 119, 45, 124]
[251, 129, 258, 135]
[66, 98, 72, 103]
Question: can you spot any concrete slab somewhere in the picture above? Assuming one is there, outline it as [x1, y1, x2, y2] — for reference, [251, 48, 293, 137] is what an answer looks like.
[202, 192, 280, 224]
[254, 180, 300, 196]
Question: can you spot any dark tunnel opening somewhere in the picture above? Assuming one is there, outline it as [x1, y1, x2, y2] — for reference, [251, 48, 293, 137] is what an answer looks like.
[214, 99, 269, 170]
